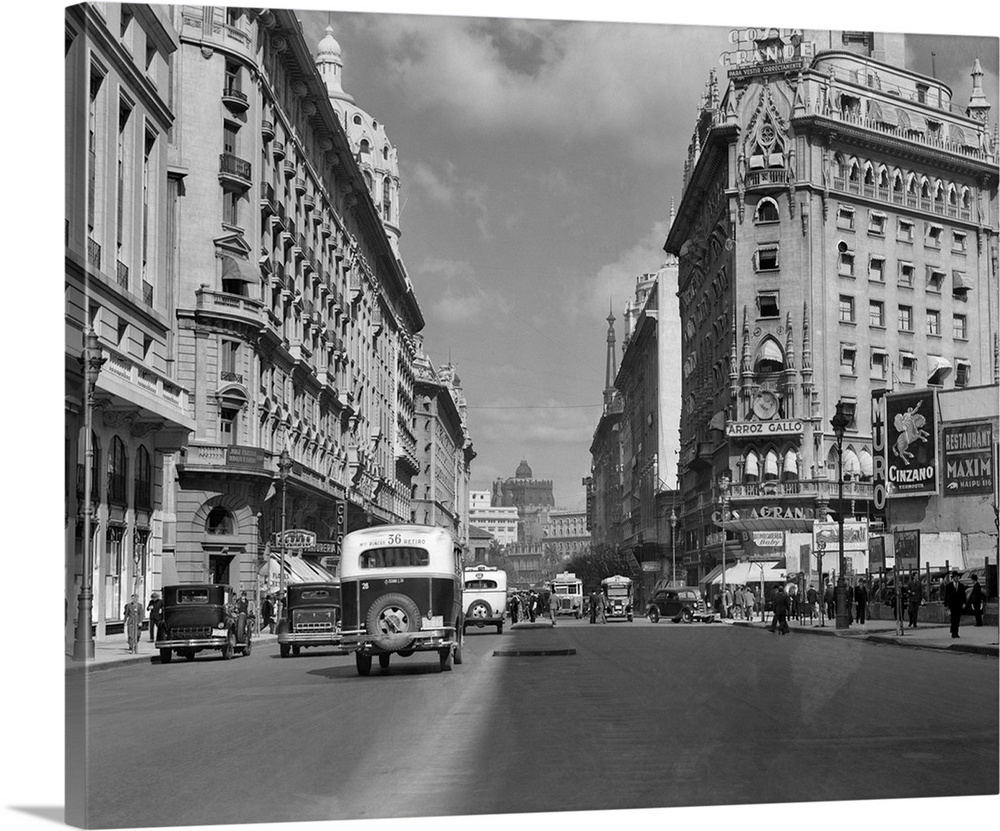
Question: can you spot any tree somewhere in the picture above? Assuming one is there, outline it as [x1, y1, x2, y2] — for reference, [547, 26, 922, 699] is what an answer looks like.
[565, 543, 634, 591]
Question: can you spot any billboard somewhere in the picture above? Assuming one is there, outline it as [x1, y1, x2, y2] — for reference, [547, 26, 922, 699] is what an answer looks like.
[885, 389, 938, 497]
[942, 422, 994, 496]
[812, 520, 870, 554]
[893, 530, 920, 571]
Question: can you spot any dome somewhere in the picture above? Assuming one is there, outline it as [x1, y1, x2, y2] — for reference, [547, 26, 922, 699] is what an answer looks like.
[317, 26, 341, 59]
[515, 460, 533, 478]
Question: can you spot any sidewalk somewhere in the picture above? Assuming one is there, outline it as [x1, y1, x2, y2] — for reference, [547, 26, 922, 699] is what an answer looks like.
[65, 631, 280, 674]
[730, 615, 999, 656]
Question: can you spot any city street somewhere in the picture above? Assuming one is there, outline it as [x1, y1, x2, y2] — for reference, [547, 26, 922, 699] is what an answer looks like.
[81, 619, 998, 828]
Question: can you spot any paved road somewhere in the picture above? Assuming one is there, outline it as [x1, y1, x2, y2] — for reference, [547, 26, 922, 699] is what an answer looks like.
[81, 618, 998, 827]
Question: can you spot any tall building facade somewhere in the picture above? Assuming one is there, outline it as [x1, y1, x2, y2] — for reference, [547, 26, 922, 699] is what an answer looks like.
[468, 490, 519, 545]
[588, 308, 624, 549]
[664, 30, 998, 582]
[164, 7, 426, 590]
[65, 3, 195, 645]
[492, 460, 556, 543]
[543, 510, 591, 561]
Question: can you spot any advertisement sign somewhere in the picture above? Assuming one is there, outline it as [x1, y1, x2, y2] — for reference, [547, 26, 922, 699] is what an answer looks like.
[752, 531, 785, 549]
[871, 390, 888, 512]
[641, 561, 660, 572]
[225, 445, 269, 469]
[885, 389, 938, 497]
[812, 520, 869, 554]
[869, 536, 885, 571]
[719, 28, 815, 70]
[942, 422, 994, 496]
[727, 420, 803, 438]
[893, 530, 920, 571]
[277, 529, 317, 549]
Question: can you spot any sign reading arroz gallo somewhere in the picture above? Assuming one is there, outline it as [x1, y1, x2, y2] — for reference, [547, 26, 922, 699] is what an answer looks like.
[942, 422, 994, 496]
[885, 389, 938, 497]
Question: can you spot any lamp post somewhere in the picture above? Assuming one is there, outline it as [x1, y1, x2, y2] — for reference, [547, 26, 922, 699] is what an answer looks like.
[74, 327, 106, 661]
[278, 448, 293, 597]
[670, 507, 678, 587]
[831, 400, 852, 630]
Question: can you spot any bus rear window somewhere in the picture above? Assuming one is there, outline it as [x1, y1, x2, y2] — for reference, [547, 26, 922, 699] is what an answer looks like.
[465, 579, 499, 589]
[176, 590, 210, 604]
[360, 547, 430, 569]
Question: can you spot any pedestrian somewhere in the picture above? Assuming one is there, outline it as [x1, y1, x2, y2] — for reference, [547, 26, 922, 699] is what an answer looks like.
[767, 584, 790, 635]
[146, 591, 163, 643]
[854, 579, 868, 625]
[549, 586, 559, 626]
[589, 589, 598, 624]
[596, 589, 608, 624]
[805, 584, 818, 623]
[123, 593, 143, 654]
[823, 580, 836, 620]
[844, 581, 854, 623]
[723, 585, 733, 619]
[731, 585, 744, 620]
[237, 591, 249, 615]
[261, 594, 274, 633]
[968, 574, 984, 627]
[943, 571, 967, 639]
[527, 590, 537, 622]
[906, 573, 923, 628]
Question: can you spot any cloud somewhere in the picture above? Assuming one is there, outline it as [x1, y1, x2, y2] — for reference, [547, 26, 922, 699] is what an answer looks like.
[471, 401, 597, 447]
[404, 159, 493, 240]
[409, 161, 455, 206]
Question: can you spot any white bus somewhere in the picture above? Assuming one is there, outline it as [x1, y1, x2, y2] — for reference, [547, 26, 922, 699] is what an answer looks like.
[550, 571, 584, 618]
[601, 574, 634, 622]
[462, 565, 508, 635]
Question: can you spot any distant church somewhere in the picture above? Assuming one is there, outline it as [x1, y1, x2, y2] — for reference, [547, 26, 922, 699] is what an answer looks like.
[492, 460, 555, 544]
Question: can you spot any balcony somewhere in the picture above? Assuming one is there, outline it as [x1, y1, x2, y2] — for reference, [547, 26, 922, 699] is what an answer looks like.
[272, 141, 285, 161]
[116, 260, 129, 291]
[219, 153, 252, 188]
[261, 120, 275, 142]
[222, 85, 249, 112]
[294, 178, 307, 196]
[194, 287, 264, 327]
[283, 160, 296, 179]
[830, 176, 973, 221]
[744, 168, 791, 188]
[725, 478, 874, 500]
[303, 192, 316, 210]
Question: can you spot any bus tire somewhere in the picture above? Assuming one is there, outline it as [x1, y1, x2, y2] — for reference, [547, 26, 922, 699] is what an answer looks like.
[439, 647, 453, 672]
[466, 600, 491, 625]
[366, 593, 420, 652]
[378, 653, 391, 669]
[356, 653, 372, 676]
[279, 643, 290, 658]
[159, 648, 173, 663]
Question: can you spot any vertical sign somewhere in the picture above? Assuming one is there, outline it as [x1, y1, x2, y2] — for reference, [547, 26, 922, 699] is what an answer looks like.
[942, 422, 994, 496]
[871, 390, 887, 512]
[885, 389, 938, 497]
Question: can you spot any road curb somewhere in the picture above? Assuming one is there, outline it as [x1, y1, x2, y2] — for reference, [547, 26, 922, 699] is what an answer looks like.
[65, 635, 281, 674]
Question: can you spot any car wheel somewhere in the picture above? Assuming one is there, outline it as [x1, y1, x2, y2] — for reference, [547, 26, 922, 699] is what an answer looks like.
[159, 648, 173, 664]
[466, 600, 491, 626]
[222, 631, 235, 660]
[279, 643, 290, 658]
[242, 636, 252, 657]
[439, 646, 453, 672]
[366, 592, 420, 652]
[454, 626, 464, 665]
[681, 608, 694, 624]
[183, 649, 196, 661]
[292, 645, 301, 657]
[356, 652, 372, 676]
[647, 607, 660, 624]
[378, 653, 391, 669]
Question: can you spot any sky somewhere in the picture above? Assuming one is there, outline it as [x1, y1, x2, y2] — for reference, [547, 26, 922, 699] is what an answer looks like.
[290, 2, 999, 511]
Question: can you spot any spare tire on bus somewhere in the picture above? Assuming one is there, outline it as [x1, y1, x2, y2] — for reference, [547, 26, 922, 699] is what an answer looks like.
[366, 592, 420, 652]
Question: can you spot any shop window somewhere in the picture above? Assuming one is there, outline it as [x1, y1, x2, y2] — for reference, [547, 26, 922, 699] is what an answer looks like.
[206, 506, 235, 535]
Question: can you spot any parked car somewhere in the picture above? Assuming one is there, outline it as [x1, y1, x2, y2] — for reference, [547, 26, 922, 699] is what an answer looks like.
[646, 587, 715, 624]
[277, 581, 345, 657]
[339, 525, 464, 675]
[156, 584, 252, 663]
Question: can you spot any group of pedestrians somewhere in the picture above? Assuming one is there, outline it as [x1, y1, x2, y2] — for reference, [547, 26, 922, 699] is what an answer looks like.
[507, 589, 546, 624]
[588, 588, 609, 624]
[717, 585, 759, 620]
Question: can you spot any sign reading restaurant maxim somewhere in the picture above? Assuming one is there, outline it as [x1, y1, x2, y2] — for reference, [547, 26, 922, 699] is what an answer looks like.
[727, 419, 803, 438]
[943, 422, 994, 496]
[885, 389, 938, 498]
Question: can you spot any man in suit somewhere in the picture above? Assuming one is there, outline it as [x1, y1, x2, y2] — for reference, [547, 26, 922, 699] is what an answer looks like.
[767, 584, 791, 635]
[943, 571, 967, 639]
[854, 579, 868, 625]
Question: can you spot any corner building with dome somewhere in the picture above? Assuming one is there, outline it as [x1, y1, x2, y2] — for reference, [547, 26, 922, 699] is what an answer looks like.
[664, 30, 998, 584]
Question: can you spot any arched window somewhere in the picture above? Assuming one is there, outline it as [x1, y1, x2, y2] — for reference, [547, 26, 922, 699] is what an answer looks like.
[782, 450, 798, 481]
[833, 153, 845, 178]
[934, 181, 945, 204]
[877, 166, 888, 190]
[206, 506, 236, 535]
[363, 170, 373, 190]
[842, 448, 861, 480]
[108, 436, 128, 505]
[763, 450, 780, 481]
[920, 178, 931, 199]
[859, 449, 873, 482]
[892, 172, 903, 194]
[961, 187, 972, 211]
[358, 138, 370, 157]
[947, 184, 957, 206]
[754, 198, 779, 223]
[134, 446, 151, 510]
[744, 451, 759, 483]
[906, 173, 918, 195]
[848, 161, 860, 182]
[382, 175, 392, 219]
[863, 164, 875, 186]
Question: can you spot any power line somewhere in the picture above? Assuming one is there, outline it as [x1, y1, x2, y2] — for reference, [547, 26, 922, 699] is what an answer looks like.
[466, 403, 602, 410]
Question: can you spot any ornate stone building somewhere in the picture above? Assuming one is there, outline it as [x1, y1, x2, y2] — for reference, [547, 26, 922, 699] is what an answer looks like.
[65, 3, 194, 645]
[664, 29, 998, 583]
[492, 460, 555, 544]
[164, 7, 425, 589]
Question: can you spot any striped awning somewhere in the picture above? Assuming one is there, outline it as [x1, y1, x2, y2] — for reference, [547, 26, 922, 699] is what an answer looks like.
[928, 355, 953, 382]
[842, 448, 861, 476]
[745, 452, 759, 477]
[953, 271, 973, 291]
[949, 123, 967, 145]
[764, 451, 779, 478]
[783, 450, 798, 474]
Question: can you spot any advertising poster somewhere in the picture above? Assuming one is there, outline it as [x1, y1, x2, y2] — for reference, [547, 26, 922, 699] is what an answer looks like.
[885, 389, 938, 497]
[942, 422, 994, 496]
[869, 536, 885, 571]
[894, 530, 920, 571]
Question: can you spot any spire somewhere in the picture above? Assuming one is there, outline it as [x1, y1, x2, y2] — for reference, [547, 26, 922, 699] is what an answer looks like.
[603, 300, 618, 408]
[316, 24, 354, 103]
[740, 306, 752, 376]
[668, 198, 676, 230]
[801, 301, 812, 372]
[966, 57, 991, 123]
[784, 312, 796, 370]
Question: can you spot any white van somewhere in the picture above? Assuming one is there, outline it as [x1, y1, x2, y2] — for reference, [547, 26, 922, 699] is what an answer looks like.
[463, 565, 508, 634]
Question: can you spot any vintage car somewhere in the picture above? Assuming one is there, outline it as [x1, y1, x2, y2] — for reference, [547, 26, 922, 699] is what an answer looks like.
[277, 581, 346, 657]
[339, 525, 464, 675]
[155, 583, 252, 662]
[463, 565, 508, 634]
[646, 586, 715, 624]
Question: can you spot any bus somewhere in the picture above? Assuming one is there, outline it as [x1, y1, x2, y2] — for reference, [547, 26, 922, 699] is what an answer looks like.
[601, 574, 634, 622]
[462, 565, 508, 634]
[340, 525, 464, 675]
[550, 571, 584, 618]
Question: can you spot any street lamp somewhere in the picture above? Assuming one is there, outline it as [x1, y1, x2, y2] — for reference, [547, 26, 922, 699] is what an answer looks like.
[670, 507, 678, 587]
[74, 327, 106, 661]
[830, 400, 852, 630]
[278, 448, 293, 596]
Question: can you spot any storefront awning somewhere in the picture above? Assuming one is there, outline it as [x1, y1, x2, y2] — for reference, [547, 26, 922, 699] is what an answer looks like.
[710, 560, 785, 585]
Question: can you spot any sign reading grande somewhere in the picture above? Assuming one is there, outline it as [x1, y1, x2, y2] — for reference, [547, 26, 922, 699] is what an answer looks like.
[719, 28, 815, 70]
[943, 422, 994, 496]
[727, 419, 803, 438]
[885, 389, 938, 498]
[277, 529, 317, 549]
